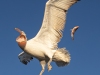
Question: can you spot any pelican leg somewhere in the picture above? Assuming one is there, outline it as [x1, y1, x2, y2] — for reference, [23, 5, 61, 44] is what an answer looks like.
[39, 60, 46, 75]
[46, 52, 53, 71]
[47, 58, 52, 71]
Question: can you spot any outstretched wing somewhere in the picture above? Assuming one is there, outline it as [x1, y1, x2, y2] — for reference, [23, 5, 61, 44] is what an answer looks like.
[18, 51, 33, 65]
[34, 0, 78, 49]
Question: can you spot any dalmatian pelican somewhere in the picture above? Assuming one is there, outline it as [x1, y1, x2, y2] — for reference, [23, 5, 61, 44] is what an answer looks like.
[15, 0, 79, 75]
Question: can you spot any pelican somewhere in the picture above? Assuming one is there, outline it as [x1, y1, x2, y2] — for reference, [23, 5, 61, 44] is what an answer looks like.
[15, 0, 79, 75]
[71, 26, 79, 40]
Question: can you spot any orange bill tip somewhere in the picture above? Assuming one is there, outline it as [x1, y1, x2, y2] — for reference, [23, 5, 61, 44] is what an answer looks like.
[15, 28, 22, 34]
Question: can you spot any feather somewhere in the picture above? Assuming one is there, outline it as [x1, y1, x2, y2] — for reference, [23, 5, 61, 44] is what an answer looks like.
[34, 0, 79, 49]
[53, 48, 71, 67]
[71, 26, 79, 40]
[18, 52, 33, 65]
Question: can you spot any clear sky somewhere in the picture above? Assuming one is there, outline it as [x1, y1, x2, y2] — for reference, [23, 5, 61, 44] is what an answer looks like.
[0, 0, 100, 75]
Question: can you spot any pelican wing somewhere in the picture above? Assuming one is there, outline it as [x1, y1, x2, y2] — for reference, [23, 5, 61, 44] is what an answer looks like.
[35, 0, 78, 49]
[18, 51, 33, 65]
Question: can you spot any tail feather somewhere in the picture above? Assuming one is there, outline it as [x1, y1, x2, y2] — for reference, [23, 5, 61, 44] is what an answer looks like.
[53, 48, 71, 67]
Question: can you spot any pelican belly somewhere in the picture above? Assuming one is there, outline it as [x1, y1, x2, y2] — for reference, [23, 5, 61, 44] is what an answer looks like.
[24, 40, 54, 60]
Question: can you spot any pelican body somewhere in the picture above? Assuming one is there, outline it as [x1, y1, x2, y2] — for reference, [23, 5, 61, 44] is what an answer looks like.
[15, 0, 79, 75]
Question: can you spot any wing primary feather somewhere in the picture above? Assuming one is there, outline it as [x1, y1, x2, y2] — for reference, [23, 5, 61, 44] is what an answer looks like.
[18, 52, 33, 65]
[34, 0, 79, 49]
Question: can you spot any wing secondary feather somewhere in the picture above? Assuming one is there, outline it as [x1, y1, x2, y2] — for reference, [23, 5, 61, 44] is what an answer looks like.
[34, 0, 78, 49]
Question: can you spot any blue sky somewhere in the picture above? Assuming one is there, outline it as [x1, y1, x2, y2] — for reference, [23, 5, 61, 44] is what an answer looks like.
[0, 0, 100, 75]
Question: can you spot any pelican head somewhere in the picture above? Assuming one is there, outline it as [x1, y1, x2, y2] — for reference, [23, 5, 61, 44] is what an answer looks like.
[15, 28, 27, 49]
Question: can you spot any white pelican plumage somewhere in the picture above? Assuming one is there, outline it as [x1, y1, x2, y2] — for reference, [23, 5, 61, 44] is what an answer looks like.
[15, 0, 79, 75]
